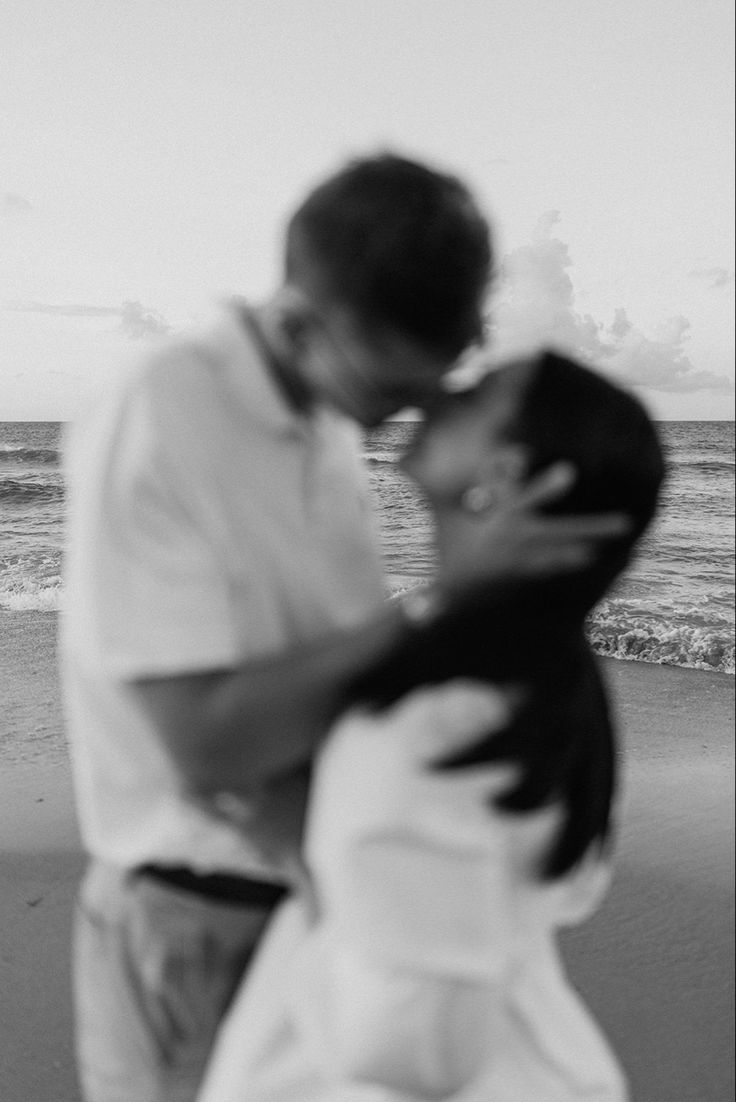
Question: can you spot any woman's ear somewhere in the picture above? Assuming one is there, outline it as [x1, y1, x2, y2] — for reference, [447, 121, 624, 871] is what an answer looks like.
[478, 444, 529, 504]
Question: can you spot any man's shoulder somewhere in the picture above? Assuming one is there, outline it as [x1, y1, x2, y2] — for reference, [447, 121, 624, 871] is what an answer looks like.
[131, 307, 245, 397]
[85, 305, 254, 431]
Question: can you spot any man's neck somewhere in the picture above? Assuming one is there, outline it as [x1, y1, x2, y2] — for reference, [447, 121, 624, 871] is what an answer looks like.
[239, 301, 313, 414]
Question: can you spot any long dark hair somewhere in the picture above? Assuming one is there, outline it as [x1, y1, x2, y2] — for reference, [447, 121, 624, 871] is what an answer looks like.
[349, 352, 666, 880]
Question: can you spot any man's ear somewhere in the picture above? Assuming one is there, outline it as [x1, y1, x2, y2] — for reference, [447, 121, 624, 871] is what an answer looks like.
[273, 285, 316, 349]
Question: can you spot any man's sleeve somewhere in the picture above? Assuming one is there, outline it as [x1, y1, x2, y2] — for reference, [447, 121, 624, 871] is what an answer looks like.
[66, 357, 241, 678]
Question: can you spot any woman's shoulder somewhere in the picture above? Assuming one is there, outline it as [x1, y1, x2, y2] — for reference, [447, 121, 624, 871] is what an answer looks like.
[327, 679, 515, 768]
[306, 681, 520, 874]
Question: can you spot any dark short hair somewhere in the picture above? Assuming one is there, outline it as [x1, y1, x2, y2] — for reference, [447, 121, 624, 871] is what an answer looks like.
[285, 152, 493, 359]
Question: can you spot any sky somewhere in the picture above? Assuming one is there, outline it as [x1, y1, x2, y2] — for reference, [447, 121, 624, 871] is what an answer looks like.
[1, 0, 734, 420]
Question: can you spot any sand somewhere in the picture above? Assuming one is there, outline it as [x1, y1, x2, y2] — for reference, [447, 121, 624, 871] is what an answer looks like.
[0, 614, 733, 1102]
[561, 660, 735, 1102]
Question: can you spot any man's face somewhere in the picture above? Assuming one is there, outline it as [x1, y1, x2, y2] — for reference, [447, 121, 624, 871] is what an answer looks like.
[296, 303, 455, 427]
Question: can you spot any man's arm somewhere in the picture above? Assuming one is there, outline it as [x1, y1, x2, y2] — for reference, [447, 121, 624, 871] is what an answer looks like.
[134, 461, 629, 800]
[133, 601, 405, 798]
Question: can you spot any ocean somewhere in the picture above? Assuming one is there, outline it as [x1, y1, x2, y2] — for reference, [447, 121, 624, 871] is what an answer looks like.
[1, 419, 734, 676]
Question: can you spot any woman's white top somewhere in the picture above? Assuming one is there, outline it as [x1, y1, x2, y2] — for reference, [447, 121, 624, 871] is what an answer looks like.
[198, 681, 627, 1102]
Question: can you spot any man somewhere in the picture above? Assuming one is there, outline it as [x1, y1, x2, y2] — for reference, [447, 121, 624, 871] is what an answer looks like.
[61, 152, 624, 1102]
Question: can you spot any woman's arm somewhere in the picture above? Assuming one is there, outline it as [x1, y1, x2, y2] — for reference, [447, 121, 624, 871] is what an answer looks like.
[301, 684, 520, 1095]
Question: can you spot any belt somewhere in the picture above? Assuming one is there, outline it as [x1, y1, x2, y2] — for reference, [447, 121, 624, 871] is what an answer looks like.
[136, 864, 289, 907]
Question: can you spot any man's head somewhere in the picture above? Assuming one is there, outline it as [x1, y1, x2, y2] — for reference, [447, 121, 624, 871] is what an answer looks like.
[265, 152, 493, 426]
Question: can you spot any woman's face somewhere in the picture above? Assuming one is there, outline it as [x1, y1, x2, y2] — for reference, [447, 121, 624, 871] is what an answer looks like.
[401, 366, 529, 587]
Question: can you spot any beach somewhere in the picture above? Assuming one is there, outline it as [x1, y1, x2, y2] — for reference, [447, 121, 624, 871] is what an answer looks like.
[0, 613, 733, 1102]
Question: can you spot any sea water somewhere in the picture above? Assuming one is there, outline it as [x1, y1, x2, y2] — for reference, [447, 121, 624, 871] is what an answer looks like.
[1, 420, 734, 675]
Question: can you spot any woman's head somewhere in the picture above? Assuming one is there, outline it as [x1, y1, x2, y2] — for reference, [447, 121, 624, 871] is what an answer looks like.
[404, 350, 666, 612]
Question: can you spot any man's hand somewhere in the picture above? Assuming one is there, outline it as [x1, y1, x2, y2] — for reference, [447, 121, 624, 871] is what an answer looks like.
[438, 461, 631, 594]
[193, 769, 313, 891]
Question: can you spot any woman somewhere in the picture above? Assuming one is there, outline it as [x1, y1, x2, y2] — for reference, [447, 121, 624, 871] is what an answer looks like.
[198, 351, 665, 1102]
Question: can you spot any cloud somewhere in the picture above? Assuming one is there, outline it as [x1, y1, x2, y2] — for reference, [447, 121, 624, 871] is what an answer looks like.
[688, 267, 734, 289]
[490, 213, 733, 394]
[3, 299, 170, 338]
[119, 300, 170, 339]
[600, 312, 731, 393]
[2, 192, 32, 213]
[4, 301, 122, 317]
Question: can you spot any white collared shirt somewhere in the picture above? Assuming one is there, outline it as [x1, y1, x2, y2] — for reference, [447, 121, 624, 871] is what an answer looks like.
[60, 302, 385, 878]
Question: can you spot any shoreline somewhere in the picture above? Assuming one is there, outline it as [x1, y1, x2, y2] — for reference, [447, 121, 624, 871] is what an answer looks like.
[0, 623, 734, 1101]
[1, 608, 732, 761]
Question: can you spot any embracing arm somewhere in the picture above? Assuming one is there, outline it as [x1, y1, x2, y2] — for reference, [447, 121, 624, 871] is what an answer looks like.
[132, 601, 405, 798]
[132, 462, 627, 799]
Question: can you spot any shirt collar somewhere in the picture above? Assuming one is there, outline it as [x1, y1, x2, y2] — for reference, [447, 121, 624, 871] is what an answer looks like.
[216, 298, 311, 436]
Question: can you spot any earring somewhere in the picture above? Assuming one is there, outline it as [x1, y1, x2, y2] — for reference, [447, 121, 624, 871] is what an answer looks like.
[461, 485, 496, 514]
